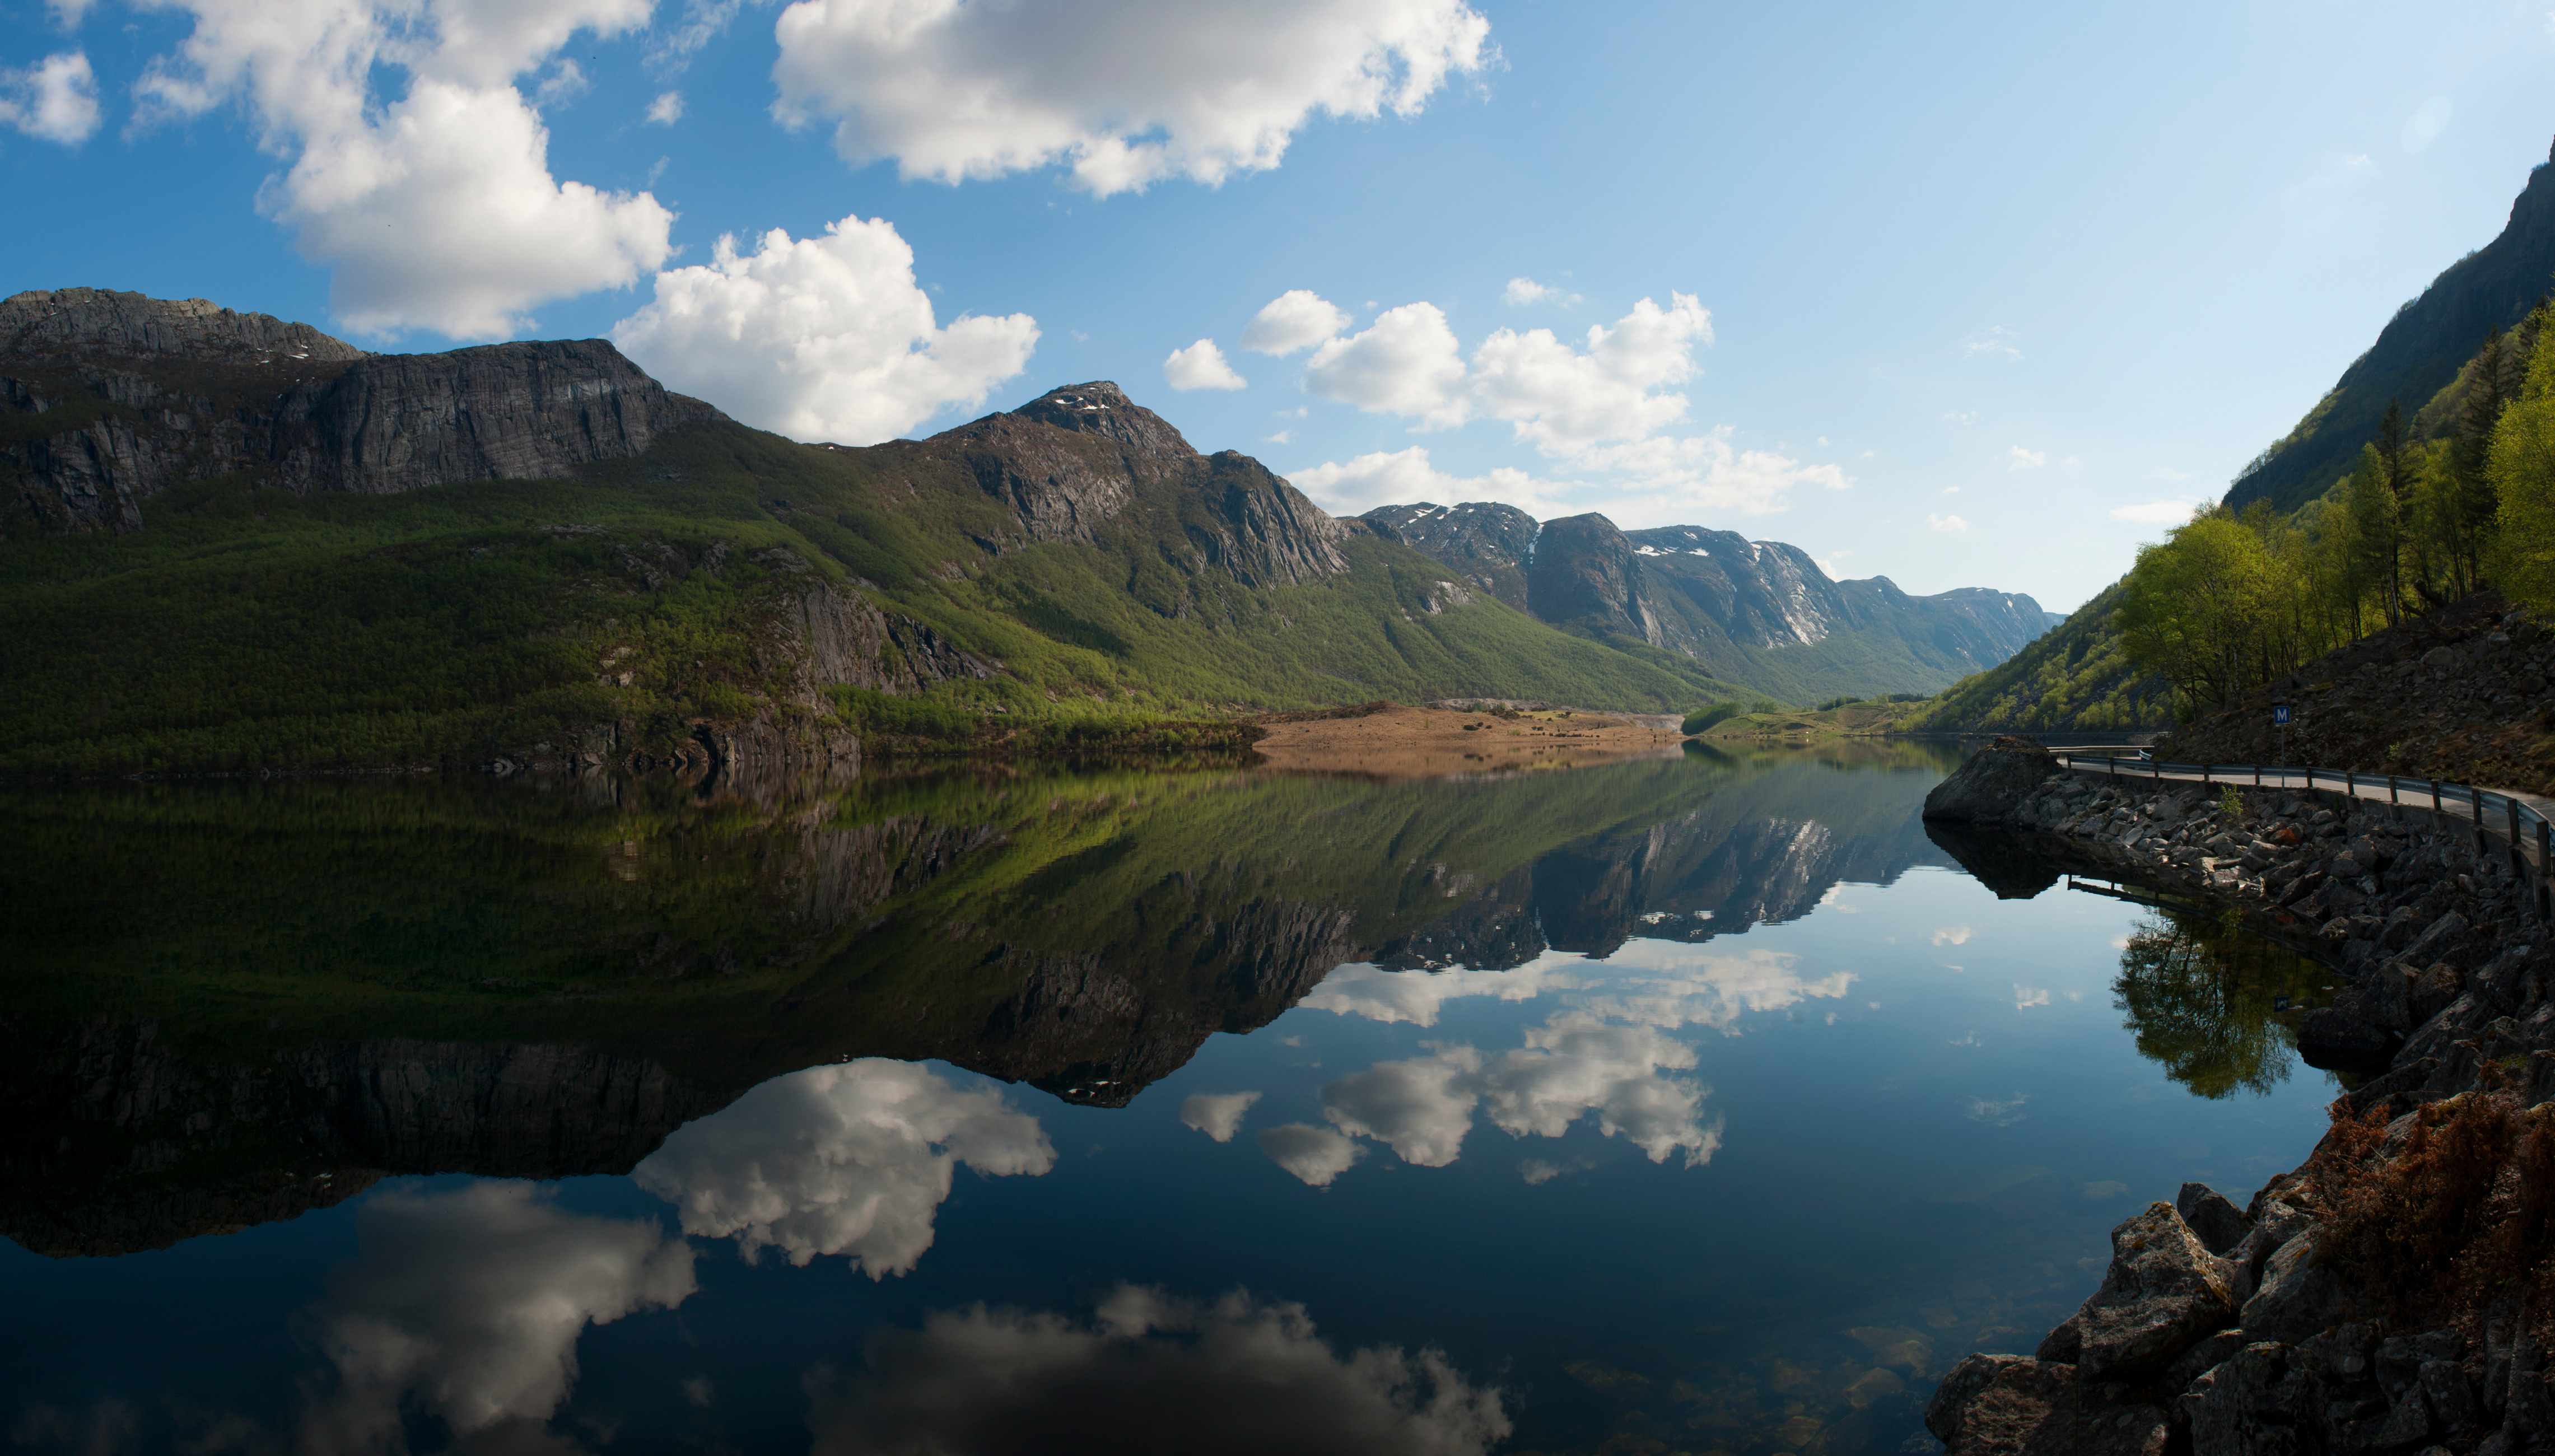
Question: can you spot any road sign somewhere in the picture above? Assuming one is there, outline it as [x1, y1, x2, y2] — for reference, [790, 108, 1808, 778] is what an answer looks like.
[2272, 704, 2291, 726]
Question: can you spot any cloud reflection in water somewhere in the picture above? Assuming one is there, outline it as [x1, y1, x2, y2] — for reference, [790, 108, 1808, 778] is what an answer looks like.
[302, 1182, 696, 1453]
[633, 1059, 1053, 1277]
[806, 1285, 1510, 1456]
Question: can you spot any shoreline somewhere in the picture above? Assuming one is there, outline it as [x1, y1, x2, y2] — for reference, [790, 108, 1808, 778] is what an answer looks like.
[1921, 739, 2555, 1456]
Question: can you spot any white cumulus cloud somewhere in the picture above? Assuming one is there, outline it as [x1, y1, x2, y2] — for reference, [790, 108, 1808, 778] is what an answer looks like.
[807, 1286, 1510, 1455]
[646, 88, 684, 124]
[1502, 277, 1579, 307]
[1470, 292, 1712, 456]
[612, 213, 1038, 444]
[1284, 446, 1570, 519]
[0, 51, 100, 144]
[301, 1182, 697, 1453]
[632, 1060, 1053, 1277]
[1242, 289, 1352, 355]
[2109, 498, 2203, 526]
[1306, 302, 1472, 427]
[1179, 1091, 1263, 1143]
[133, 0, 672, 339]
[2008, 446, 2047, 469]
[772, 0, 1493, 197]
[1927, 514, 1969, 533]
[1164, 337, 1247, 391]
[1573, 428, 1852, 517]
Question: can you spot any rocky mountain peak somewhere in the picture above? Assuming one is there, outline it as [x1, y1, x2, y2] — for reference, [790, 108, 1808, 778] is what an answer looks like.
[4, 288, 720, 533]
[0, 287, 367, 365]
[1362, 500, 1542, 609]
[1011, 381, 1196, 464]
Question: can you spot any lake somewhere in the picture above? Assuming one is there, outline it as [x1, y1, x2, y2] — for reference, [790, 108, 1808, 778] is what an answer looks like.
[0, 743, 2337, 1455]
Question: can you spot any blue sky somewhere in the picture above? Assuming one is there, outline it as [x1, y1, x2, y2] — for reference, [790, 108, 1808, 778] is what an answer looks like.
[4, 0, 2553, 611]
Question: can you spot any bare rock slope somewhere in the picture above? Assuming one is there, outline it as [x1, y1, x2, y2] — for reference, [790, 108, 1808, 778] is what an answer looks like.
[2, 287, 721, 533]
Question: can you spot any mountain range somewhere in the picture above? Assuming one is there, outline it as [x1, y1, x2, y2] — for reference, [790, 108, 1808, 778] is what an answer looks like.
[2, 287, 2049, 772]
[1363, 501, 2058, 704]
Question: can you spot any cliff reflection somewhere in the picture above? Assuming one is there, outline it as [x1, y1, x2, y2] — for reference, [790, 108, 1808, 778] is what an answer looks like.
[2111, 907, 2326, 1099]
[0, 741, 1961, 1253]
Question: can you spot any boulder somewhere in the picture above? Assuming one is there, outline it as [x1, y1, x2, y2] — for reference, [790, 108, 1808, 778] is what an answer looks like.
[2178, 1182, 2252, 1256]
[2178, 1342, 2321, 1456]
[2402, 912, 2472, 970]
[2074, 1202, 2239, 1382]
[2240, 1231, 2346, 1344]
[1926, 1354, 2077, 1456]
[1924, 738, 2060, 826]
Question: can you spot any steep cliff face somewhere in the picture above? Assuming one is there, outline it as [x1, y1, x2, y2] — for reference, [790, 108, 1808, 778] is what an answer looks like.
[1631, 526, 1852, 649]
[2228, 136, 2555, 514]
[1530, 514, 1665, 645]
[912, 381, 1350, 590]
[2, 287, 721, 534]
[1364, 500, 1540, 609]
[1364, 499, 2053, 697]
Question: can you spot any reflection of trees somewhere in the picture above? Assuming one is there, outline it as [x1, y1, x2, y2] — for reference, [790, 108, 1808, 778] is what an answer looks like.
[2111, 908, 2323, 1099]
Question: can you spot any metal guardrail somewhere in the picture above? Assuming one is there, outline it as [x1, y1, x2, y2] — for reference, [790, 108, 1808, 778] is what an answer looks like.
[2049, 751, 2555, 917]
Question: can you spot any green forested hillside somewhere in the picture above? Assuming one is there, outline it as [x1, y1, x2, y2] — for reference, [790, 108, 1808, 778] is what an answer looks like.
[0, 416, 1752, 774]
[1907, 582, 2165, 732]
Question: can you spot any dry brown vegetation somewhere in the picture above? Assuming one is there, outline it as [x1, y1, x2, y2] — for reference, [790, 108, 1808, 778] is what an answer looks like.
[2308, 1085, 2555, 1326]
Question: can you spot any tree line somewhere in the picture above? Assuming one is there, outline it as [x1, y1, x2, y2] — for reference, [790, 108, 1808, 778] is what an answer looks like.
[2118, 298, 2555, 720]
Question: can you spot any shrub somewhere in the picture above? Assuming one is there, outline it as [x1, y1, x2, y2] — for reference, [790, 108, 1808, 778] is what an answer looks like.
[1680, 702, 1743, 736]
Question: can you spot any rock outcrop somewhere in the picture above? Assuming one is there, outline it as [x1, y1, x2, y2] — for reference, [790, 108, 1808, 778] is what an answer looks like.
[1363, 500, 1540, 609]
[1922, 736, 2060, 825]
[1530, 513, 1667, 645]
[3, 287, 721, 534]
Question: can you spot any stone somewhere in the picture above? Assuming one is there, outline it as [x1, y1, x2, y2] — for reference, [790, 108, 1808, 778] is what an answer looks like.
[1924, 738, 2060, 826]
[2163, 1329, 2252, 1394]
[2422, 1359, 2482, 1444]
[2078, 1389, 2172, 1456]
[2348, 962, 2417, 1033]
[2402, 912, 2472, 969]
[2036, 1316, 2083, 1364]
[2240, 1232, 2346, 1345]
[1925, 1354, 2077, 1456]
[2179, 1182, 2253, 1255]
[2180, 1342, 2320, 1456]
[2075, 1202, 2239, 1382]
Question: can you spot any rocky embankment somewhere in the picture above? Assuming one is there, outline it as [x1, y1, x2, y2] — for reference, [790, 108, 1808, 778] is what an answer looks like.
[2161, 594, 2555, 799]
[1922, 739, 2555, 1456]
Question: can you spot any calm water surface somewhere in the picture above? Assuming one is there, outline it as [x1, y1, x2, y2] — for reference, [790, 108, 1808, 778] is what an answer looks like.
[0, 744, 2336, 1455]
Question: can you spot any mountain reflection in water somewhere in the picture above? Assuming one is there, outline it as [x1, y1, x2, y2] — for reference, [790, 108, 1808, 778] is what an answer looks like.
[0, 743, 2341, 1456]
